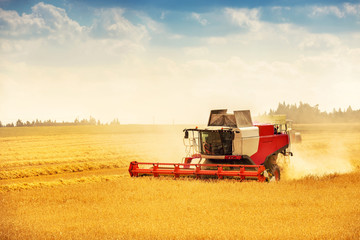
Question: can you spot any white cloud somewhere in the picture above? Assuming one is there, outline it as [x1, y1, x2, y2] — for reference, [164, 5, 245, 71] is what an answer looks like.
[0, 3, 151, 44]
[225, 8, 261, 31]
[343, 3, 359, 15]
[311, 6, 344, 18]
[310, 3, 360, 18]
[0, 2, 85, 40]
[206, 37, 227, 45]
[191, 12, 208, 26]
[92, 8, 149, 42]
[0, 8, 44, 37]
[0, 3, 155, 65]
[31, 2, 84, 36]
[298, 34, 341, 50]
[183, 47, 209, 57]
[135, 13, 164, 34]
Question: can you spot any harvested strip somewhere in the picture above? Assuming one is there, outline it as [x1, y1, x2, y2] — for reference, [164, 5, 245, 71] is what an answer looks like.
[0, 174, 126, 192]
[0, 161, 128, 180]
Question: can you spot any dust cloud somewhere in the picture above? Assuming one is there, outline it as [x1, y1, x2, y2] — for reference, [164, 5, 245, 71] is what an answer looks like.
[283, 138, 354, 179]
[123, 125, 188, 164]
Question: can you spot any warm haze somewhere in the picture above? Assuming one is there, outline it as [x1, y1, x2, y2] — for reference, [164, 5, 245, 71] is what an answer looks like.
[1, 0, 359, 124]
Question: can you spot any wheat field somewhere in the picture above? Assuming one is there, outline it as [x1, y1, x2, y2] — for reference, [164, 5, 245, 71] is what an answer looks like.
[1, 124, 360, 239]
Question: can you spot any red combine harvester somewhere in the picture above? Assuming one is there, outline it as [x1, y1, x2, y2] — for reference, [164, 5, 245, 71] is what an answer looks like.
[129, 110, 292, 182]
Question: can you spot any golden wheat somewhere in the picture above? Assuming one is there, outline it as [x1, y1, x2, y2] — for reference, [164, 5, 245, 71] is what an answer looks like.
[0, 124, 359, 239]
[1, 172, 359, 240]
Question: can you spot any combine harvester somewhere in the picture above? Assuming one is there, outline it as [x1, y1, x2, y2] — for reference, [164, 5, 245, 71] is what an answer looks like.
[129, 110, 292, 182]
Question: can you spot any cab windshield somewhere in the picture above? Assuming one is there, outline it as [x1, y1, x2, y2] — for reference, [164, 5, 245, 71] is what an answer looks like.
[200, 131, 233, 155]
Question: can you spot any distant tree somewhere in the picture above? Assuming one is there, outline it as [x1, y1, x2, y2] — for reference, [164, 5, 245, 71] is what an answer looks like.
[267, 102, 359, 123]
[45, 119, 52, 126]
[1, 116, 123, 127]
[346, 105, 353, 113]
[110, 118, 120, 125]
[89, 116, 96, 125]
[35, 119, 41, 126]
[80, 118, 88, 125]
[16, 119, 24, 127]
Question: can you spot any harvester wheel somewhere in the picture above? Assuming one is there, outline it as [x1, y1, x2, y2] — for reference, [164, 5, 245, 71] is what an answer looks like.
[269, 154, 278, 164]
[264, 154, 281, 181]
[264, 154, 277, 170]
[272, 165, 280, 181]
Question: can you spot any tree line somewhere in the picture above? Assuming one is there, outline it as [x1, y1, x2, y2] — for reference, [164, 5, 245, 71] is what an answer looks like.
[1, 102, 359, 127]
[0, 117, 121, 127]
[264, 102, 360, 123]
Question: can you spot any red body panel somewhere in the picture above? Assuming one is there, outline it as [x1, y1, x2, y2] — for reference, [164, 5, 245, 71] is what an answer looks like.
[257, 124, 274, 136]
[251, 124, 289, 165]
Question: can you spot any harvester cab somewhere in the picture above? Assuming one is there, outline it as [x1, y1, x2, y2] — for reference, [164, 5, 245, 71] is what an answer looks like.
[129, 109, 293, 182]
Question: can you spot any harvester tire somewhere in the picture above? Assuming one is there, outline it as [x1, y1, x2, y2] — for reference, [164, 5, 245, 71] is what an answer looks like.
[264, 154, 278, 170]
[272, 165, 280, 181]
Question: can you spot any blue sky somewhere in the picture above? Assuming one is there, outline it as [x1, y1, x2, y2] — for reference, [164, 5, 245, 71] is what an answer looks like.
[0, 1, 359, 124]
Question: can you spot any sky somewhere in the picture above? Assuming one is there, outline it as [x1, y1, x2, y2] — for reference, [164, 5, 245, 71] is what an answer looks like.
[0, 0, 359, 124]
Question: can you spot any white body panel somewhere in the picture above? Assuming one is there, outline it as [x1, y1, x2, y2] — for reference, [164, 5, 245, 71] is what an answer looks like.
[233, 127, 259, 156]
